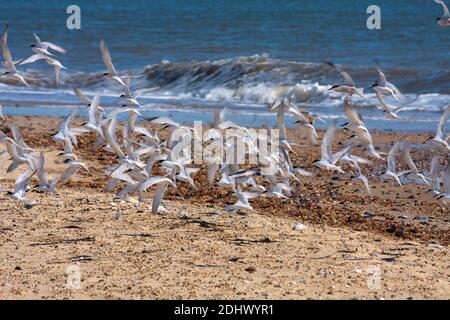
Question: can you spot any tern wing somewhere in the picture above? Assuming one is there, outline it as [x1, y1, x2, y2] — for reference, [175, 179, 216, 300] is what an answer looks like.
[444, 158, 450, 193]
[8, 122, 27, 149]
[238, 190, 260, 205]
[305, 124, 319, 146]
[376, 66, 387, 86]
[375, 90, 392, 111]
[430, 156, 441, 181]
[106, 117, 125, 158]
[321, 121, 337, 162]
[36, 152, 49, 185]
[122, 122, 134, 157]
[435, 0, 450, 16]
[401, 143, 419, 173]
[207, 163, 220, 182]
[387, 82, 406, 101]
[59, 164, 81, 181]
[18, 53, 47, 65]
[138, 176, 175, 193]
[340, 69, 355, 86]
[111, 163, 135, 185]
[436, 105, 450, 139]
[217, 120, 240, 131]
[99, 40, 118, 75]
[63, 137, 75, 154]
[293, 167, 314, 177]
[53, 63, 61, 87]
[147, 116, 180, 127]
[122, 75, 135, 96]
[387, 142, 401, 173]
[42, 41, 66, 54]
[294, 111, 310, 125]
[152, 182, 169, 213]
[344, 98, 364, 126]
[1, 25, 17, 73]
[88, 94, 100, 125]
[213, 108, 226, 127]
[15, 166, 36, 194]
[359, 172, 372, 196]
[61, 110, 76, 136]
[332, 145, 352, 165]
[73, 88, 92, 104]
[326, 61, 355, 86]
[32, 33, 43, 48]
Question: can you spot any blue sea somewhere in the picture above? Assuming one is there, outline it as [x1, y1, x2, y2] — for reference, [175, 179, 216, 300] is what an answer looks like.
[0, 0, 448, 131]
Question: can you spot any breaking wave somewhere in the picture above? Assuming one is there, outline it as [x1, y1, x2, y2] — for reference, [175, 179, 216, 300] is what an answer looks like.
[0, 54, 448, 113]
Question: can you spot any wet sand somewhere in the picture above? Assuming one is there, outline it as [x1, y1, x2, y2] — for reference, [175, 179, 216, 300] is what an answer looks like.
[0, 116, 448, 299]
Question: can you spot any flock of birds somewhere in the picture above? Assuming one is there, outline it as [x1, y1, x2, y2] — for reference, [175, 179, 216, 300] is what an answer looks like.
[0, 1, 449, 213]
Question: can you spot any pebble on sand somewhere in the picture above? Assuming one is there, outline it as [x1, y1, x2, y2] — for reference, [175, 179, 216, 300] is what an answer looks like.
[115, 212, 124, 220]
[293, 223, 307, 231]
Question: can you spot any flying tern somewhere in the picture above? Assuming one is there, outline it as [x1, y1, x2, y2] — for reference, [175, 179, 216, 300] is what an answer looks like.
[313, 121, 351, 173]
[326, 61, 366, 100]
[100, 39, 127, 87]
[434, 0, 450, 27]
[1, 25, 29, 86]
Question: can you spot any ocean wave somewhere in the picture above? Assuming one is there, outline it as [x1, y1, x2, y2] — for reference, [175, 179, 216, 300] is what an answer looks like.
[0, 55, 448, 112]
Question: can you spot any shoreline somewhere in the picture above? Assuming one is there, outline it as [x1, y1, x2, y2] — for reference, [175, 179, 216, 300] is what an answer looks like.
[0, 109, 443, 135]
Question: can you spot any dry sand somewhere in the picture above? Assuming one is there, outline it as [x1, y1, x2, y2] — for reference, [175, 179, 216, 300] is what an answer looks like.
[0, 116, 448, 300]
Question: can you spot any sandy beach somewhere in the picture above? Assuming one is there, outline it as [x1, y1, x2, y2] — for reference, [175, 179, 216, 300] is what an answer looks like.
[0, 115, 448, 300]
